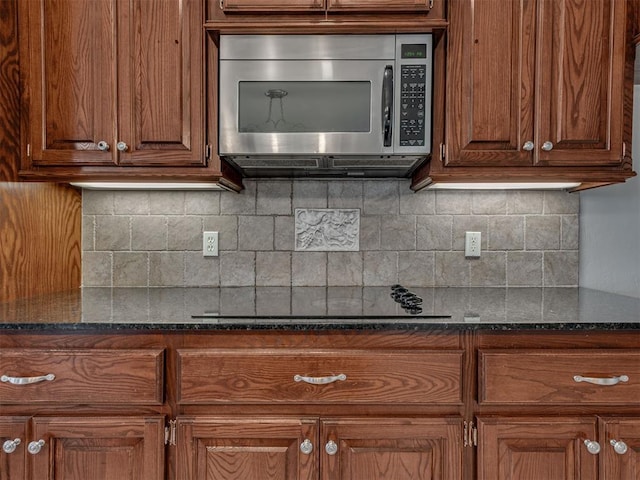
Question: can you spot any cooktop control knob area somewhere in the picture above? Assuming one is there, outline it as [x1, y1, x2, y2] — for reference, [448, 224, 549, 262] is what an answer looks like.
[390, 285, 423, 315]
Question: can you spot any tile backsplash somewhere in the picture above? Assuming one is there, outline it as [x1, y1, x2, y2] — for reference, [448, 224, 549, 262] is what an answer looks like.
[82, 180, 580, 288]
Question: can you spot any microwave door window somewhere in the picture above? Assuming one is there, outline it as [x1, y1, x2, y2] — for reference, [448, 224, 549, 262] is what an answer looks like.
[238, 81, 371, 134]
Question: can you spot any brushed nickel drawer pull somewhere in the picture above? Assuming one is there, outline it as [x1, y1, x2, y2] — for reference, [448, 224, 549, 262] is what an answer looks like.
[1, 373, 55, 385]
[294, 374, 347, 385]
[573, 375, 629, 386]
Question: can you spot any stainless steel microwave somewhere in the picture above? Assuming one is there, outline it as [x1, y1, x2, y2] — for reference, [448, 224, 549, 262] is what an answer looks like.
[218, 34, 433, 177]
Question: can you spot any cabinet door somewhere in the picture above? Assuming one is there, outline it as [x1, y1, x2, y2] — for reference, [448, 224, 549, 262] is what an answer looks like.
[20, 0, 118, 166]
[445, 0, 536, 167]
[116, 0, 205, 166]
[327, 0, 431, 11]
[600, 417, 640, 480]
[29, 416, 164, 480]
[176, 417, 318, 480]
[219, 0, 325, 12]
[321, 418, 462, 480]
[0, 417, 28, 480]
[536, 0, 625, 167]
[477, 417, 598, 480]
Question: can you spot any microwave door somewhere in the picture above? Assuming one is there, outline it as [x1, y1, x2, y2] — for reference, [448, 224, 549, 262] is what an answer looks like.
[218, 60, 393, 156]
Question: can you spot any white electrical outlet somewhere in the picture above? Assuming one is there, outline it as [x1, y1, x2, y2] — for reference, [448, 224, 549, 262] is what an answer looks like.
[465, 231, 481, 258]
[203, 231, 218, 257]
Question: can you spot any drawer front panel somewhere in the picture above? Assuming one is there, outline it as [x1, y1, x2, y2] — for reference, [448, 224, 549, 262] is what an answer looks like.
[0, 349, 164, 404]
[178, 349, 463, 405]
[479, 350, 640, 405]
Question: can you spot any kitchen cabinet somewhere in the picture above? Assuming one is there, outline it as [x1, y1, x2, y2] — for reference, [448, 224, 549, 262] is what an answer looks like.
[175, 340, 464, 479]
[476, 344, 640, 480]
[28, 417, 164, 480]
[0, 417, 27, 480]
[16, 0, 242, 187]
[0, 348, 166, 480]
[477, 417, 599, 480]
[601, 417, 640, 479]
[206, 0, 445, 28]
[415, 0, 636, 189]
[218, 0, 433, 12]
[2, 326, 639, 479]
[177, 417, 461, 480]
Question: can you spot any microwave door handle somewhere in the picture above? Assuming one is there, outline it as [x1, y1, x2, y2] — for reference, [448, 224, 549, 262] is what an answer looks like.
[382, 65, 393, 147]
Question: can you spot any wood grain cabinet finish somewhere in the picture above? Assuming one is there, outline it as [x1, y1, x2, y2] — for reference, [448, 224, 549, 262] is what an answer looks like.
[177, 417, 318, 480]
[479, 350, 640, 405]
[477, 417, 599, 480]
[177, 349, 463, 405]
[0, 349, 164, 405]
[219, 0, 432, 12]
[0, 417, 28, 480]
[600, 417, 640, 479]
[28, 416, 165, 480]
[19, 0, 205, 169]
[445, 0, 629, 171]
[321, 418, 462, 480]
[176, 416, 461, 480]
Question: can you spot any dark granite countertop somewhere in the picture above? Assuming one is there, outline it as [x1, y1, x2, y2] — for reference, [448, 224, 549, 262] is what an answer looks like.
[1, 286, 639, 332]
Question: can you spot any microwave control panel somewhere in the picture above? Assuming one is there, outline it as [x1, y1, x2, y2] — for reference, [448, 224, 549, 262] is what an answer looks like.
[399, 65, 427, 147]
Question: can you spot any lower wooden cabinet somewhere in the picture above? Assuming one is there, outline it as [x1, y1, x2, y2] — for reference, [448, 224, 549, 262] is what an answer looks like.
[477, 417, 599, 480]
[0, 417, 27, 480]
[0, 416, 165, 480]
[477, 416, 640, 480]
[177, 416, 462, 480]
[600, 418, 640, 480]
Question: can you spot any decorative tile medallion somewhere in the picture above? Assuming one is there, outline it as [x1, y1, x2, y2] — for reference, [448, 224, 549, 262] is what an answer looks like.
[294, 209, 360, 251]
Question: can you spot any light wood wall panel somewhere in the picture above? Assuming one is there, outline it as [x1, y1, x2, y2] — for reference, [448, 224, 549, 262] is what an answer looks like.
[0, 0, 81, 302]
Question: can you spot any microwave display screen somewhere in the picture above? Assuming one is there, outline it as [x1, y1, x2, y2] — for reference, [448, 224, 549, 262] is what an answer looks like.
[401, 44, 427, 59]
[238, 81, 371, 133]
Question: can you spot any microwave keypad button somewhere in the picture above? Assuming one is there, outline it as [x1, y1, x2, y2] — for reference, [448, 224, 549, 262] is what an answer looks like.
[400, 65, 427, 147]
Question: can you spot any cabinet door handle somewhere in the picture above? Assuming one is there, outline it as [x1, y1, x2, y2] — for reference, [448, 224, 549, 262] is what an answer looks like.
[2, 439, 21, 454]
[1, 373, 55, 385]
[294, 374, 346, 385]
[27, 440, 45, 455]
[573, 375, 629, 386]
[584, 439, 601, 455]
[116, 141, 128, 152]
[522, 141, 535, 151]
[610, 439, 628, 455]
[541, 141, 554, 151]
[300, 439, 313, 455]
[325, 440, 338, 455]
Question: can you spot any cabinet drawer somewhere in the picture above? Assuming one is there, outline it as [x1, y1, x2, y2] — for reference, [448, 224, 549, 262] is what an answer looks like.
[0, 349, 164, 404]
[479, 350, 640, 405]
[178, 349, 463, 405]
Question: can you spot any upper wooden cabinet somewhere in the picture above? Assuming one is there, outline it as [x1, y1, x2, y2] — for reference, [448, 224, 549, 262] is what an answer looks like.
[17, 0, 233, 181]
[415, 0, 636, 189]
[207, 0, 445, 27]
[218, 0, 433, 13]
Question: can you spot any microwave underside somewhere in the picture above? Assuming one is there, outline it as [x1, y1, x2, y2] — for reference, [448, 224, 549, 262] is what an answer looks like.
[223, 155, 428, 178]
